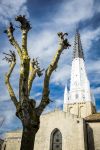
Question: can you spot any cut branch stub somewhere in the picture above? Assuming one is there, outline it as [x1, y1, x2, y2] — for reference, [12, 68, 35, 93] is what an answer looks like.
[4, 22, 15, 35]
[57, 32, 71, 49]
[4, 22, 22, 58]
[3, 50, 16, 63]
[32, 58, 44, 77]
[15, 15, 31, 31]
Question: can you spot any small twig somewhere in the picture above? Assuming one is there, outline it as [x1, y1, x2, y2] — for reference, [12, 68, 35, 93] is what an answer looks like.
[3, 50, 16, 63]
[32, 58, 44, 77]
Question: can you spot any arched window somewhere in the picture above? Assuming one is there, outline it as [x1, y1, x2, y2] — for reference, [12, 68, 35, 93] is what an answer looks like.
[50, 128, 62, 150]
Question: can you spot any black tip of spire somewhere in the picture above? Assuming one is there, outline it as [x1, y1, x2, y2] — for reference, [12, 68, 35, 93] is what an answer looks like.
[73, 30, 84, 60]
[75, 24, 80, 33]
[76, 28, 79, 33]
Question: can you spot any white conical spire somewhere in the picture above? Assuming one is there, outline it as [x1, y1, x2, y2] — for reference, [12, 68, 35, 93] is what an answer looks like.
[64, 84, 69, 104]
[63, 31, 95, 105]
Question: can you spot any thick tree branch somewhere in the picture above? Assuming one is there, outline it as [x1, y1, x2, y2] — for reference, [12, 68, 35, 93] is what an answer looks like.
[15, 15, 31, 55]
[28, 62, 37, 95]
[19, 56, 30, 101]
[4, 22, 22, 58]
[3, 51, 18, 107]
[28, 58, 44, 96]
[37, 32, 71, 115]
[12, 15, 31, 101]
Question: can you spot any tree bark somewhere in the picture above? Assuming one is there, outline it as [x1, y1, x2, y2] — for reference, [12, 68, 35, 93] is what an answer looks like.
[20, 127, 37, 150]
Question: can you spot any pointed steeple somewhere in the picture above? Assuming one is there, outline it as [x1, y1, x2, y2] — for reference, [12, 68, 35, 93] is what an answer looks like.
[63, 30, 96, 117]
[64, 83, 68, 104]
[73, 30, 84, 60]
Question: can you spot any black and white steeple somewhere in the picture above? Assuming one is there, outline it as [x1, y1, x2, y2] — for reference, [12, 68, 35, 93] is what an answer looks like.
[63, 31, 95, 117]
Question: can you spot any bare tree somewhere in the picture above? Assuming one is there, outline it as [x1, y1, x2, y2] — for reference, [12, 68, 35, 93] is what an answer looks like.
[3, 15, 70, 150]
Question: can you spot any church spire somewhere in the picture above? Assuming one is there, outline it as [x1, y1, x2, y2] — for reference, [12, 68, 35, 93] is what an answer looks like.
[63, 31, 96, 117]
[64, 83, 68, 104]
[73, 30, 84, 60]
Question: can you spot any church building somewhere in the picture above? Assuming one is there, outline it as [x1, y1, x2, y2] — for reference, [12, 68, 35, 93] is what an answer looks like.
[2, 31, 100, 150]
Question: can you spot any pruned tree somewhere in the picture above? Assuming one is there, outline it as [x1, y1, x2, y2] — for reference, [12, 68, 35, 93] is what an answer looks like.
[3, 15, 70, 150]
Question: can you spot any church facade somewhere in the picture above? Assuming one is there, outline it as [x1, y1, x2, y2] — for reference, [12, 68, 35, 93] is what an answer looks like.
[2, 31, 100, 150]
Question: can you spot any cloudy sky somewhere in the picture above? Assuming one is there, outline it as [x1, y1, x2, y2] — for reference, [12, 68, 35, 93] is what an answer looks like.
[0, 0, 100, 136]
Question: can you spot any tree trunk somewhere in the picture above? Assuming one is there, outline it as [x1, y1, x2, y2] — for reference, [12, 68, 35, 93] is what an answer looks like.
[20, 127, 37, 150]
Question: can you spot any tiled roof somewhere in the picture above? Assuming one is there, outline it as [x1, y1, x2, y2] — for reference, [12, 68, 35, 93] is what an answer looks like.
[85, 113, 100, 122]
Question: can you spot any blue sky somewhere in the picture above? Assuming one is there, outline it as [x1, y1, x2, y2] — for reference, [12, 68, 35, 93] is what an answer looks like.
[0, 0, 100, 136]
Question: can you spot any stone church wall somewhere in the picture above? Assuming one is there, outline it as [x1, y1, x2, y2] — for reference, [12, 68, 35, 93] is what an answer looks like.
[86, 122, 100, 150]
[2, 131, 21, 150]
[34, 110, 86, 150]
[3, 110, 88, 150]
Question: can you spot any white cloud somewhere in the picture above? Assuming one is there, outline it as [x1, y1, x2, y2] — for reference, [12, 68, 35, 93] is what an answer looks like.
[0, 0, 100, 115]
[0, 103, 16, 127]
[55, 98, 63, 107]
[81, 27, 100, 50]
[0, 0, 29, 25]
[51, 64, 71, 85]
[1, 0, 100, 88]
[54, 0, 94, 27]
[86, 59, 100, 86]
[28, 30, 57, 65]
[0, 94, 10, 102]
[26, 27, 73, 87]
[25, 0, 100, 87]
[3, 109, 15, 125]
[87, 60, 100, 74]
[93, 87, 100, 95]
